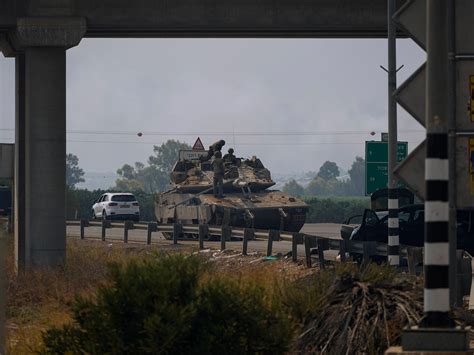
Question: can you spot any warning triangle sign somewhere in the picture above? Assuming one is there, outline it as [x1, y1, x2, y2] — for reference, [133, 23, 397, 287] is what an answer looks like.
[192, 137, 205, 151]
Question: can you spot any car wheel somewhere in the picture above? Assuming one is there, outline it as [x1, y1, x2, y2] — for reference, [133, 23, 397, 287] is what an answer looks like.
[133, 216, 140, 222]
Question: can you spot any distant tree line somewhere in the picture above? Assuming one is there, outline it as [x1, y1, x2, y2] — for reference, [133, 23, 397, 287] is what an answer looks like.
[282, 157, 365, 197]
[305, 196, 369, 223]
[115, 140, 191, 193]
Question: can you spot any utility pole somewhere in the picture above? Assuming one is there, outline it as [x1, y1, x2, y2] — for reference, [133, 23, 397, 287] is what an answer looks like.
[392, 0, 472, 350]
[420, 0, 452, 328]
[387, 0, 399, 266]
[446, 0, 457, 307]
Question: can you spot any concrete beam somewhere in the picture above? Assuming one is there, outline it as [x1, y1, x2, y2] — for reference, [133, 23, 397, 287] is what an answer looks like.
[0, 34, 15, 57]
[10, 17, 86, 50]
[0, 0, 16, 30]
[0, 0, 405, 38]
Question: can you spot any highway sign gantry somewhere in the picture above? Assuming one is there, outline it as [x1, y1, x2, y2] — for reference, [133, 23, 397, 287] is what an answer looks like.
[365, 140, 408, 195]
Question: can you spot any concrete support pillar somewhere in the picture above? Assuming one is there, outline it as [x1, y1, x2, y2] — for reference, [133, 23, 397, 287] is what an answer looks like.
[23, 47, 67, 267]
[14, 53, 25, 269]
[7, 17, 86, 269]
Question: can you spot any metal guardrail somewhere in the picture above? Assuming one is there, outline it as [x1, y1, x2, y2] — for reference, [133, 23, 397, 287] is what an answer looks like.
[68, 220, 422, 269]
[70, 219, 299, 259]
[67, 219, 473, 302]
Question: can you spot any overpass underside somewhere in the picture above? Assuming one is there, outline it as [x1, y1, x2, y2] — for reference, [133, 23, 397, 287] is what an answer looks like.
[0, 0, 402, 268]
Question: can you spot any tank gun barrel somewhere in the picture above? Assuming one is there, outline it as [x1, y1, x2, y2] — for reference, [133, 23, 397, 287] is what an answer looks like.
[167, 179, 236, 209]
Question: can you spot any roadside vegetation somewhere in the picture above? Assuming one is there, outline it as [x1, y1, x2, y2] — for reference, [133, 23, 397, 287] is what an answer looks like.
[41, 254, 292, 354]
[6, 235, 429, 354]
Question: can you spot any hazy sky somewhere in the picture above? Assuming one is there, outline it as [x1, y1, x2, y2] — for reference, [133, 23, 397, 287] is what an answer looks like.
[0, 38, 425, 175]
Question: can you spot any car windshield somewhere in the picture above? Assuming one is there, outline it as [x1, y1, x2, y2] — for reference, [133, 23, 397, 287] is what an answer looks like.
[111, 195, 136, 202]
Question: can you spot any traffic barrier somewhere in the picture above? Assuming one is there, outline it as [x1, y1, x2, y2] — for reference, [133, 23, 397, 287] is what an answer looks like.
[242, 228, 254, 256]
[339, 239, 347, 263]
[304, 236, 317, 268]
[292, 233, 303, 262]
[147, 222, 157, 245]
[173, 223, 182, 245]
[67, 219, 470, 288]
[221, 226, 232, 250]
[267, 230, 279, 256]
[317, 239, 328, 269]
[123, 221, 134, 243]
[198, 224, 208, 250]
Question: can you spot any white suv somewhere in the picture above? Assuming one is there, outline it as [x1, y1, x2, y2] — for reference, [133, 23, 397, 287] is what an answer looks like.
[92, 193, 140, 222]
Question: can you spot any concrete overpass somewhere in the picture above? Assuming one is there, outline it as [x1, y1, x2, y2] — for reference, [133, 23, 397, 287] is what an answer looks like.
[1, 1, 401, 38]
[0, 0, 404, 268]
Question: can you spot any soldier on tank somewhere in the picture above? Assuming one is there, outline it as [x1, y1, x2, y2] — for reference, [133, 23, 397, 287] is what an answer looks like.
[212, 151, 224, 198]
[201, 139, 225, 162]
[223, 148, 237, 165]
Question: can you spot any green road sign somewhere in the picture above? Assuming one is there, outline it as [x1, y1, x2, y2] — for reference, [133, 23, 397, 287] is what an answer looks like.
[365, 141, 408, 195]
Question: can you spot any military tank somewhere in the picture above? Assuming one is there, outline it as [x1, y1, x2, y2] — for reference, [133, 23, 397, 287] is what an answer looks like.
[155, 149, 308, 239]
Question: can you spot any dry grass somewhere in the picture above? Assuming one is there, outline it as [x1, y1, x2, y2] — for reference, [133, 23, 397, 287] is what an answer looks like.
[294, 264, 424, 354]
[5, 240, 309, 353]
[6, 239, 183, 354]
[4, 238, 426, 354]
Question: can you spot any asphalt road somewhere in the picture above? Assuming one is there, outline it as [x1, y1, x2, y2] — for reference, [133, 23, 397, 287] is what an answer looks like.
[67, 223, 342, 258]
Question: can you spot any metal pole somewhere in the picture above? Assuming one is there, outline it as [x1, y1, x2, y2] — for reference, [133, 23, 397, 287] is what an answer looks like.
[446, 0, 457, 308]
[420, 0, 453, 327]
[387, 0, 400, 266]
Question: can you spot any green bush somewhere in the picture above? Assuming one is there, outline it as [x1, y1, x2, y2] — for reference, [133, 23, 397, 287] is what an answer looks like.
[192, 279, 291, 354]
[41, 254, 292, 354]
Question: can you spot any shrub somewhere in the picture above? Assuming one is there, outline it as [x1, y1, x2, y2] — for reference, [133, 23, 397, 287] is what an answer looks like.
[282, 263, 422, 354]
[41, 254, 292, 354]
[192, 278, 291, 354]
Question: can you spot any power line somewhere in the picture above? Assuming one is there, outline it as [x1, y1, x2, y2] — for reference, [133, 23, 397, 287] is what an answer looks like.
[67, 139, 422, 146]
[0, 128, 425, 136]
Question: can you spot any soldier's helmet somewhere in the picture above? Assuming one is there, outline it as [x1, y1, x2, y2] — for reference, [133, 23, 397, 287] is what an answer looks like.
[214, 151, 222, 158]
[228, 148, 234, 154]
